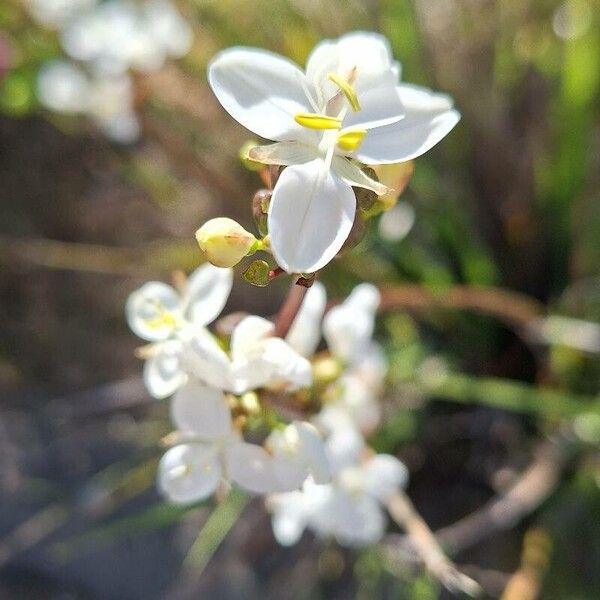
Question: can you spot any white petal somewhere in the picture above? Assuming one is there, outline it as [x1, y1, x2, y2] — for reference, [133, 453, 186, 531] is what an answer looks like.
[232, 337, 312, 393]
[268, 160, 356, 273]
[248, 141, 318, 166]
[331, 373, 382, 433]
[183, 264, 233, 327]
[208, 47, 316, 143]
[330, 493, 386, 546]
[264, 338, 313, 390]
[346, 283, 381, 313]
[341, 85, 405, 131]
[170, 380, 231, 440]
[226, 442, 281, 494]
[267, 421, 330, 491]
[143, 340, 186, 399]
[306, 31, 398, 105]
[181, 327, 233, 391]
[269, 492, 308, 546]
[324, 426, 365, 475]
[158, 444, 221, 505]
[293, 421, 331, 484]
[230, 316, 274, 362]
[37, 60, 90, 114]
[270, 456, 309, 491]
[352, 341, 387, 389]
[126, 281, 180, 342]
[361, 454, 409, 501]
[354, 84, 460, 164]
[332, 157, 389, 196]
[323, 284, 379, 364]
[286, 281, 327, 357]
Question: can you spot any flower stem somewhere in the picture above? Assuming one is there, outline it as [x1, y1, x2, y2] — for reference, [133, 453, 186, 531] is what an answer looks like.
[273, 281, 309, 338]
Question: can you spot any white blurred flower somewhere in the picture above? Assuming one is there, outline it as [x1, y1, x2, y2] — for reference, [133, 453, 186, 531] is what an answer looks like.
[323, 282, 380, 364]
[26, 0, 97, 28]
[36, 60, 140, 143]
[267, 430, 408, 547]
[317, 283, 387, 433]
[159, 381, 330, 504]
[87, 72, 139, 142]
[378, 201, 415, 243]
[61, 0, 192, 75]
[208, 31, 459, 273]
[34, 0, 192, 141]
[126, 264, 233, 398]
[37, 60, 90, 113]
[142, 0, 193, 59]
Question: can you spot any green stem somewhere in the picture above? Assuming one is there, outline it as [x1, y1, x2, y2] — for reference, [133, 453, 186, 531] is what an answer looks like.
[419, 372, 599, 419]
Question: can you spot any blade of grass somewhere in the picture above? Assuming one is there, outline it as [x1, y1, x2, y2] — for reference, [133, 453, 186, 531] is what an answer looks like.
[181, 488, 249, 576]
[419, 372, 600, 419]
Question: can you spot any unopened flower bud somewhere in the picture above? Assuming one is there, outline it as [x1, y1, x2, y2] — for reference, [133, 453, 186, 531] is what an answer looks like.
[195, 217, 257, 268]
[252, 189, 271, 236]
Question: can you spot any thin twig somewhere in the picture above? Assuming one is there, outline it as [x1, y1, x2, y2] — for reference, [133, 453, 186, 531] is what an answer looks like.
[436, 438, 566, 555]
[386, 491, 482, 597]
[378, 285, 545, 344]
[385, 436, 567, 596]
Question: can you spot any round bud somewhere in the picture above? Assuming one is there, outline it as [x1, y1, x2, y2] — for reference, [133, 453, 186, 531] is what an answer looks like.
[252, 189, 271, 236]
[195, 217, 257, 268]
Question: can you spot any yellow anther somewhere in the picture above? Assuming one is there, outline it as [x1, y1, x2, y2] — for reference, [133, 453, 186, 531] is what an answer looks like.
[294, 113, 342, 130]
[145, 302, 177, 330]
[336, 129, 367, 152]
[328, 72, 361, 112]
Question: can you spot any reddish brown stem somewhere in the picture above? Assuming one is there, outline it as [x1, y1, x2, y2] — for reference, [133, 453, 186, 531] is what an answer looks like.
[273, 282, 308, 338]
[268, 267, 285, 281]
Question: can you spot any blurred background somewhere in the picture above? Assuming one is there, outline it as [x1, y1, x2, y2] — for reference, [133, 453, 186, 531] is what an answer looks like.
[1, 0, 600, 598]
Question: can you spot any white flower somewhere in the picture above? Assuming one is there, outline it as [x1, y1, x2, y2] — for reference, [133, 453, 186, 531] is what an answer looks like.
[127, 266, 312, 396]
[36, 60, 140, 143]
[267, 430, 408, 547]
[227, 316, 307, 392]
[208, 31, 459, 273]
[37, 60, 91, 114]
[323, 282, 380, 364]
[159, 381, 330, 504]
[126, 264, 233, 398]
[26, 0, 97, 28]
[61, 0, 192, 76]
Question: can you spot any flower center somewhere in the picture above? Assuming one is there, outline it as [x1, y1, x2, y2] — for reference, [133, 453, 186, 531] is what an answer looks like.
[144, 299, 178, 331]
[296, 67, 368, 156]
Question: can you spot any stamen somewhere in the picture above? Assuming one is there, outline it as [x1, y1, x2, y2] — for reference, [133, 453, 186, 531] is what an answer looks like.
[328, 72, 361, 112]
[294, 113, 342, 130]
[144, 301, 178, 330]
[336, 129, 367, 152]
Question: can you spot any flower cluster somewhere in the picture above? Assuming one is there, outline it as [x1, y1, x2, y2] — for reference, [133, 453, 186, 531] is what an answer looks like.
[267, 283, 408, 547]
[124, 30, 459, 549]
[127, 267, 408, 546]
[28, 0, 192, 142]
[198, 31, 459, 275]
[126, 264, 328, 502]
